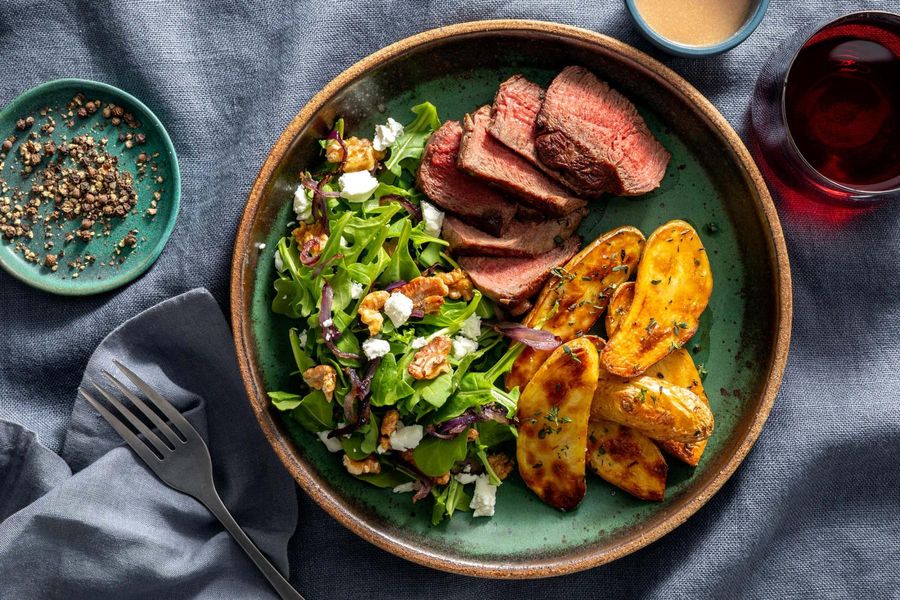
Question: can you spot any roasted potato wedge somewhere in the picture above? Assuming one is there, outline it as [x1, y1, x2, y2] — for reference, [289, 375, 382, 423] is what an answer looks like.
[517, 337, 599, 511]
[506, 226, 645, 391]
[649, 351, 711, 465]
[606, 281, 711, 466]
[591, 373, 713, 443]
[604, 281, 634, 339]
[586, 420, 667, 501]
[601, 220, 712, 378]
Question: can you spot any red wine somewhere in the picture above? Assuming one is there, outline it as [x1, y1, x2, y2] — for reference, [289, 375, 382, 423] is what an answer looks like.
[784, 18, 900, 192]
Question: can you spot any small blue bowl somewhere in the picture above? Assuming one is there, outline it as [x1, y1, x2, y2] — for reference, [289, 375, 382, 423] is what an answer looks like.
[625, 0, 769, 57]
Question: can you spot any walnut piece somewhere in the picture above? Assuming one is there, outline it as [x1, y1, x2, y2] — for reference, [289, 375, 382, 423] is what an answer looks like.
[324, 136, 384, 173]
[436, 268, 474, 301]
[379, 409, 400, 452]
[408, 335, 452, 380]
[291, 222, 328, 259]
[302, 365, 336, 402]
[396, 276, 449, 315]
[343, 454, 381, 476]
[487, 452, 515, 481]
[359, 290, 389, 336]
[432, 473, 451, 486]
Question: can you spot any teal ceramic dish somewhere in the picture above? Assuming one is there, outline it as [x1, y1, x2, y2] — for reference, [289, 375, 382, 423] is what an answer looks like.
[625, 0, 769, 57]
[0, 79, 180, 295]
[231, 21, 791, 578]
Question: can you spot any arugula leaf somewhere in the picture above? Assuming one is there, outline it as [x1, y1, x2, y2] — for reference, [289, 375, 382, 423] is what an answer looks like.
[377, 219, 420, 285]
[384, 102, 441, 176]
[416, 372, 454, 408]
[412, 429, 469, 477]
[267, 391, 303, 411]
[288, 328, 315, 373]
[356, 466, 413, 489]
[476, 420, 516, 448]
[276, 390, 334, 433]
[431, 478, 471, 525]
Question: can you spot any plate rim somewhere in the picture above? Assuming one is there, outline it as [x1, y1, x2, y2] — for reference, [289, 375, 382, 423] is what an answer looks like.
[230, 19, 792, 578]
[0, 77, 181, 296]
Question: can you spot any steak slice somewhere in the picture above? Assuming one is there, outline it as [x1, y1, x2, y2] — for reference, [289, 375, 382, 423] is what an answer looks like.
[441, 210, 585, 257]
[459, 237, 581, 306]
[535, 66, 670, 196]
[458, 106, 587, 217]
[417, 120, 517, 236]
[489, 75, 593, 196]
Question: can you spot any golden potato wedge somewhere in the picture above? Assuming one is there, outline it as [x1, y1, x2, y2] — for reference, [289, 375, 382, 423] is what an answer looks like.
[606, 282, 712, 466]
[601, 220, 712, 378]
[586, 420, 667, 501]
[591, 373, 713, 443]
[517, 337, 599, 511]
[506, 226, 645, 391]
[604, 281, 635, 339]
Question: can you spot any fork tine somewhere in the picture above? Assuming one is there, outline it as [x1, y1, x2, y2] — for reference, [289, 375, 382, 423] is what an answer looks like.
[88, 379, 172, 457]
[103, 371, 184, 447]
[113, 361, 199, 441]
[79, 387, 163, 467]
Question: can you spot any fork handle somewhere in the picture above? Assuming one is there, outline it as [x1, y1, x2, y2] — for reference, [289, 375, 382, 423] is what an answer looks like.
[201, 492, 304, 600]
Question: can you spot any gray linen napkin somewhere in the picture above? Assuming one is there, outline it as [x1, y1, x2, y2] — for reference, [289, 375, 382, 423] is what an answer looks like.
[0, 288, 297, 599]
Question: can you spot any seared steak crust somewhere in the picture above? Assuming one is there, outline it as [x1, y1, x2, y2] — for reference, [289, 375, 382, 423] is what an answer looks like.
[441, 211, 585, 257]
[458, 106, 587, 217]
[535, 66, 670, 196]
[459, 237, 581, 306]
[417, 120, 517, 236]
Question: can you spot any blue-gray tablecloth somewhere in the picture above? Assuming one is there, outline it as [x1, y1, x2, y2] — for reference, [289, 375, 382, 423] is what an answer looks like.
[1, 1, 898, 598]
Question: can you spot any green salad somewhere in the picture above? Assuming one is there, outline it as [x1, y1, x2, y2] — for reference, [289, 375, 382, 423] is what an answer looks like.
[268, 103, 540, 524]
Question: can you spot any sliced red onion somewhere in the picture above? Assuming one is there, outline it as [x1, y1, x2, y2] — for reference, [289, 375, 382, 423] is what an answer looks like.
[412, 478, 433, 503]
[329, 357, 381, 438]
[384, 280, 407, 292]
[410, 309, 425, 319]
[301, 173, 335, 235]
[298, 238, 321, 266]
[428, 404, 509, 439]
[381, 194, 422, 223]
[492, 322, 562, 350]
[326, 128, 348, 172]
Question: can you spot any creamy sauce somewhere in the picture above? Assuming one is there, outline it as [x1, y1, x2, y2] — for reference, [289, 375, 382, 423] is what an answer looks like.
[634, 0, 755, 47]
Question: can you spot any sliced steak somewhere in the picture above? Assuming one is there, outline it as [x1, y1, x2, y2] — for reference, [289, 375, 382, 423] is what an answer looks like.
[489, 75, 592, 196]
[441, 210, 585, 257]
[535, 66, 670, 196]
[417, 120, 517, 236]
[458, 106, 587, 217]
[460, 237, 581, 306]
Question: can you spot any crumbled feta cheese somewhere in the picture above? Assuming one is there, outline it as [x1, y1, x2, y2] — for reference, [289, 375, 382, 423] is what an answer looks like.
[340, 236, 350, 248]
[373, 117, 404, 151]
[322, 318, 333, 328]
[454, 472, 479, 485]
[389, 422, 424, 452]
[362, 337, 391, 360]
[293, 185, 312, 221]
[459, 314, 481, 340]
[316, 431, 343, 453]
[376, 445, 386, 455]
[411, 336, 428, 349]
[384, 292, 414, 327]
[274, 250, 285, 272]
[452, 335, 479, 360]
[297, 330, 308, 345]
[470, 474, 498, 517]
[421, 200, 445, 237]
[255, 242, 266, 250]
[349, 281, 365, 299]
[392, 482, 416, 494]
[338, 170, 379, 202]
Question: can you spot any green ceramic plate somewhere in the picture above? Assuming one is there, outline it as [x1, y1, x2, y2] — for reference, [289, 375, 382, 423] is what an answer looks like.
[231, 21, 791, 578]
[0, 79, 180, 295]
